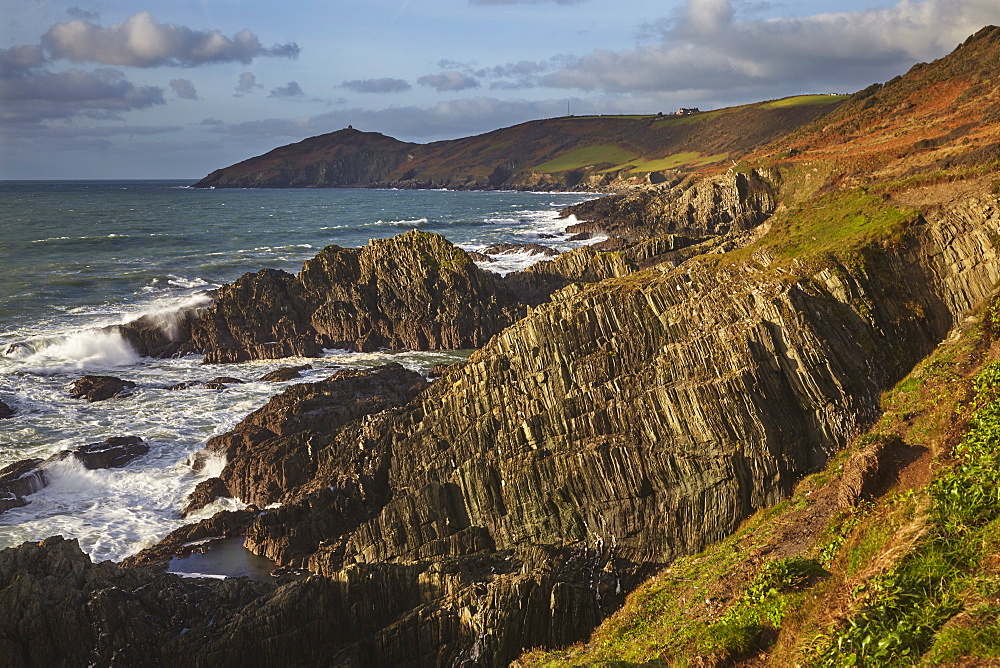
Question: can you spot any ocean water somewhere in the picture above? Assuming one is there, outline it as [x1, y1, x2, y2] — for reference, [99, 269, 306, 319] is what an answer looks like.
[0, 180, 599, 563]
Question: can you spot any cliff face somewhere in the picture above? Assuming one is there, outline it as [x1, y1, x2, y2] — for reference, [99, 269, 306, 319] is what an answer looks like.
[7, 190, 998, 667]
[8, 28, 1000, 666]
[560, 169, 778, 241]
[121, 231, 524, 363]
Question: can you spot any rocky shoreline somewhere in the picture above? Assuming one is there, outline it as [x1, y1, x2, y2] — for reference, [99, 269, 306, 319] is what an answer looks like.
[4, 159, 1000, 664]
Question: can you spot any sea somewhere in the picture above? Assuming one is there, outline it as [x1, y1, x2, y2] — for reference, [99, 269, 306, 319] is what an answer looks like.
[0, 180, 600, 567]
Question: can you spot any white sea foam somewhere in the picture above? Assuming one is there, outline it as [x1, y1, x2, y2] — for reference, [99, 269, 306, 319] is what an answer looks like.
[10, 329, 141, 373]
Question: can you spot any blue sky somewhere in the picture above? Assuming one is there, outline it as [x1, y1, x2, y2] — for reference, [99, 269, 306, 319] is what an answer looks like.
[2, 0, 999, 179]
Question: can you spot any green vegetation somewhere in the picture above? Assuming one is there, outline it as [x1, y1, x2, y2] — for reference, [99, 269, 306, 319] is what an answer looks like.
[619, 152, 730, 173]
[704, 557, 828, 657]
[764, 188, 917, 259]
[760, 95, 850, 109]
[812, 362, 1000, 665]
[535, 144, 639, 173]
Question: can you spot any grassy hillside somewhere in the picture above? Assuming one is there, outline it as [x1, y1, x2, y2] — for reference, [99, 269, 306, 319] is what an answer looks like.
[194, 95, 845, 190]
[517, 25, 1000, 667]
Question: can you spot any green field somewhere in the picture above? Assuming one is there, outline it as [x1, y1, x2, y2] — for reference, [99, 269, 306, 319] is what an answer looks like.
[535, 144, 639, 173]
[759, 94, 849, 109]
[622, 152, 729, 173]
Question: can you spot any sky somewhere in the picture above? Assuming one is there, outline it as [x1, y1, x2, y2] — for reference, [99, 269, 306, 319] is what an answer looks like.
[2, 0, 999, 180]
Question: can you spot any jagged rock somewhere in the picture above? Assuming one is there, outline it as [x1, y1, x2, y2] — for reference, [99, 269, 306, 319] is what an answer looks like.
[562, 169, 777, 242]
[204, 363, 427, 509]
[0, 458, 46, 513]
[259, 365, 311, 382]
[160, 231, 525, 363]
[164, 381, 197, 391]
[68, 375, 136, 402]
[0, 399, 14, 419]
[69, 436, 148, 470]
[205, 376, 245, 389]
[482, 242, 560, 257]
[466, 250, 494, 262]
[183, 477, 232, 516]
[112, 299, 206, 359]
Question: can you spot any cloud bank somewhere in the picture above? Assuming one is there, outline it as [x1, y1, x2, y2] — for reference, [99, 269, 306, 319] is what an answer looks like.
[418, 71, 481, 92]
[342, 77, 412, 94]
[543, 0, 1000, 94]
[42, 12, 300, 68]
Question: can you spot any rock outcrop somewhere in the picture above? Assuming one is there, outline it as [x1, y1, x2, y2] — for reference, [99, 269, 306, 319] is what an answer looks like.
[0, 458, 45, 513]
[203, 363, 427, 509]
[4, 191, 1000, 665]
[120, 231, 525, 364]
[561, 169, 778, 242]
[0, 399, 14, 419]
[0, 436, 149, 514]
[68, 375, 136, 402]
[62, 435, 149, 470]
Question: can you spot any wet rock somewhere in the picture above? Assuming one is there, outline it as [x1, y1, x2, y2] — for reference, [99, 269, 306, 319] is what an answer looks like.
[0, 399, 14, 419]
[70, 436, 148, 470]
[122, 509, 258, 568]
[0, 458, 46, 513]
[259, 365, 311, 382]
[565, 232, 595, 242]
[466, 250, 494, 262]
[205, 376, 245, 389]
[482, 242, 560, 257]
[183, 477, 232, 517]
[164, 381, 197, 391]
[125, 231, 525, 363]
[207, 376, 245, 385]
[204, 363, 427, 508]
[68, 375, 136, 402]
[1, 438, 147, 513]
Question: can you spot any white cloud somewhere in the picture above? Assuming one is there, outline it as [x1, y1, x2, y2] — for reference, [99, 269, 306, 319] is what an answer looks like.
[234, 71, 263, 95]
[542, 0, 1000, 95]
[417, 71, 481, 92]
[42, 12, 299, 68]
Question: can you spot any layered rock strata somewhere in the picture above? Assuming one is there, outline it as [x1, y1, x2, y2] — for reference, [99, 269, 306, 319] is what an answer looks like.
[561, 169, 778, 242]
[120, 231, 524, 363]
[4, 187, 998, 664]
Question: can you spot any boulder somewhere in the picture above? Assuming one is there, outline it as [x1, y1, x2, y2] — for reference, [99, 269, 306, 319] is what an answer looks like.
[0, 458, 46, 513]
[68, 375, 136, 402]
[259, 365, 310, 383]
[0, 399, 14, 419]
[69, 436, 148, 470]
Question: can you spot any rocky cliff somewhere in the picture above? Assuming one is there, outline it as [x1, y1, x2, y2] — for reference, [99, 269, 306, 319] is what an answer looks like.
[120, 230, 524, 363]
[6, 26, 1000, 668]
[8, 184, 998, 665]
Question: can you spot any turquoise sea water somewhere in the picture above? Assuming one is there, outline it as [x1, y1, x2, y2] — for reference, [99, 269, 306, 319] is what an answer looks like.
[0, 181, 598, 562]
